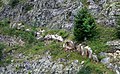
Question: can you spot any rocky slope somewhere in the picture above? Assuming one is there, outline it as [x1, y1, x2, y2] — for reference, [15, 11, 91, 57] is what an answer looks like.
[0, 0, 120, 29]
[0, 51, 82, 74]
[0, 0, 120, 74]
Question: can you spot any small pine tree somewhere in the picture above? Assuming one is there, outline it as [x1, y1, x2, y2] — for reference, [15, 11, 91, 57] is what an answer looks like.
[74, 7, 96, 41]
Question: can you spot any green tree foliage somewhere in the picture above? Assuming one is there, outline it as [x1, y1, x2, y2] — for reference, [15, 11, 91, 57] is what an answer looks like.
[74, 7, 96, 41]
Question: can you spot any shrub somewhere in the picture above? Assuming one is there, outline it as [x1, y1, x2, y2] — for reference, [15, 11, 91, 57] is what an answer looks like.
[0, 19, 10, 27]
[11, 30, 36, 44]
[24, 3, 33, 13]
[74, 7, 96, 41]
[0, 0, 3, 7]
[9, 0, 19, 8]
[77, 66, 92, 74]
[0, 43, 5, 60]
[116, 16, 120, 38]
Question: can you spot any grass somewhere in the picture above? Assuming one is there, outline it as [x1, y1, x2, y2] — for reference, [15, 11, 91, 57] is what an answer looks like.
[78, 61, 115, 74]
[0, 20, 116, 73]
[0, 20, 37, 44]
[87, 25, 117, 54]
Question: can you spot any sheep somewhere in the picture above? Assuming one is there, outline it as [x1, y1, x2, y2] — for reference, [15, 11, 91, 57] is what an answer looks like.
[84, 46, 93, 59]
[63, 40, 75, 51]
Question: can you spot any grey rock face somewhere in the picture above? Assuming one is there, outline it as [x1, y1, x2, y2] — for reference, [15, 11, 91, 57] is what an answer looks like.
[0, 0, 82, 30]
[99, 52, 107, 57]
[0, 35, 24, 46]
[106, 40, 120, 50]
[88, 0, 120, 26]
[0, 54, 82, 74]
[101, 57, 110, 64]
[0, 0, 119, 29]
[100, 50, 120, 74]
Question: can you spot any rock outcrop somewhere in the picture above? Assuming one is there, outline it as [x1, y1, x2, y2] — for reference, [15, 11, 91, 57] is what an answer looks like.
[0, 0, 119, 29]
[99, 50, 120, 74]
[106, 40, 120, 50]
[0, 35, 24, 46]
[0, 51, 82, 74]
[0, 0, 83, 29]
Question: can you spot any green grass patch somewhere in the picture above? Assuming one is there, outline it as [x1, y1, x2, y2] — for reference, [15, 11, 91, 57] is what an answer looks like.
[87, 25, 117, 54]
[0, 19, 117, 73]
[78, 61, 115, 74]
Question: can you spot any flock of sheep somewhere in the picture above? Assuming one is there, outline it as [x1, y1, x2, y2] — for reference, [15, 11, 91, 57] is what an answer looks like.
[63, 40, 99, 62]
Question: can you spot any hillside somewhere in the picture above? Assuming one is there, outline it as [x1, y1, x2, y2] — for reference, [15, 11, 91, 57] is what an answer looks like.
[0, 0, 120, 74]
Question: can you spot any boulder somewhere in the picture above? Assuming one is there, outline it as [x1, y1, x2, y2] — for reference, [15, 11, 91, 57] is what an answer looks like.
[25, 29, 31, 32]
[81, 61, 84, 65]
[99, 52, 107, 57]
[106, 40, 120, 46]
[17, 23, 25, 30]
[0, 35, 24, 46]
[107, 63, 114, 69]
[87, 0, 94, 4]
[92, 54, 99, 62]
[88, 3, 101, 16]
[101, 57, 110, 64]
[106, 40, 120, 50]
[18, 39, 25, 46]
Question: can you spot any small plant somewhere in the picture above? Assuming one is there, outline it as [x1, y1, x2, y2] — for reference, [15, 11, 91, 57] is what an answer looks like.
[78, 66, 92, 74]
[28, 71, 31, 74]
[24, 3, 33, 13]
[0, 19, 10, 27]
[9, 0, 19, 8]
[0, 43, 5, 60]
[0, 0, 3, 7]
[116, 16, 120, 38]
[74, 7, 96, 41]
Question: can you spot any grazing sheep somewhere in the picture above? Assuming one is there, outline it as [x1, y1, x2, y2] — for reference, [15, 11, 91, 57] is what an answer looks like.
[44, 34, 63, 42]
[76, 44, 85, 55]
[84, 46, 93, 59]
[63, 40, 75, 51]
